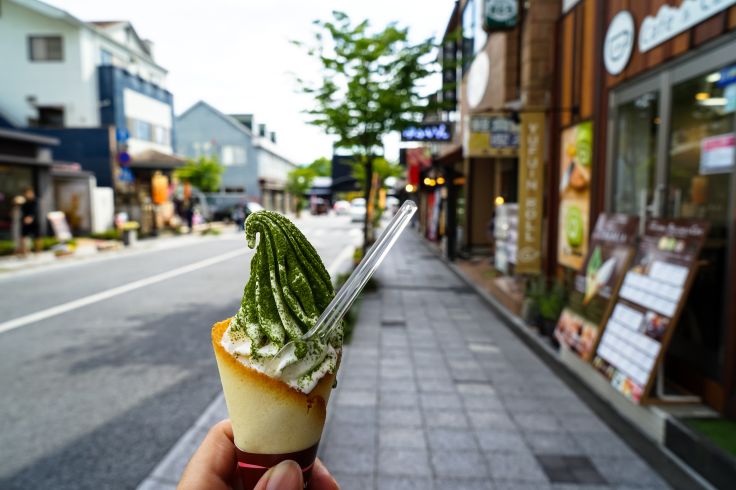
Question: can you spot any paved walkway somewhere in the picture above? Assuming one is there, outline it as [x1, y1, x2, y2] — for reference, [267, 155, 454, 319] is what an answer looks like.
[320, 232, 670, 490]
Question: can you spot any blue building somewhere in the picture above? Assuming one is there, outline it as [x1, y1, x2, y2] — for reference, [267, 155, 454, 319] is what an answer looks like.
[176, 101, 297, 212]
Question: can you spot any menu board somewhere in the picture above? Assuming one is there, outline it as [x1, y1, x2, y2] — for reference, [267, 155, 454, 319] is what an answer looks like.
[592, 219, 708, 403]
[555, 214, 638, 360]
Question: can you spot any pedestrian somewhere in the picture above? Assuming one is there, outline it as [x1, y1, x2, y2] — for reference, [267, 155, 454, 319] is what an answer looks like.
[184, 198, 195, 233]
[178, 419, 338, 490]
[19, 187, 41, 256]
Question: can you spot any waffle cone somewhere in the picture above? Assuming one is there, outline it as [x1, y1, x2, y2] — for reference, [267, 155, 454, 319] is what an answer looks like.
[211, 319, 336, 454]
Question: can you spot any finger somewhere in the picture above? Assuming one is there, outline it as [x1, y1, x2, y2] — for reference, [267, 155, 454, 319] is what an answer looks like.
[310, 458, 339, 490]
[177, 419, 237, 490]
[253, 460, 303, 490]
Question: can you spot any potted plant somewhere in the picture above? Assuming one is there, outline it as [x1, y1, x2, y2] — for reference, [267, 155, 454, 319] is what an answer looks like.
[121, 221, 140, 246]
[521, 276, 544, 327]
[538, 280, 566, 338]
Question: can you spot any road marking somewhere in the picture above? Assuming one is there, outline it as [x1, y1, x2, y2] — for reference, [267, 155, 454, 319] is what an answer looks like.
[0, 248, 250, 335]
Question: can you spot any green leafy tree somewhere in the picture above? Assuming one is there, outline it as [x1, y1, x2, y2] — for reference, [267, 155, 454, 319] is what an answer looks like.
[295, 11, 435, 249]
[175, 156, 224, 193]
[307, 156, 331, 177]
[286, 167, 317, 216]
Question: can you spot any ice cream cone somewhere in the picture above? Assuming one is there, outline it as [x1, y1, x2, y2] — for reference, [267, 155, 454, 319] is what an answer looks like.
[212, 318, 336, 489]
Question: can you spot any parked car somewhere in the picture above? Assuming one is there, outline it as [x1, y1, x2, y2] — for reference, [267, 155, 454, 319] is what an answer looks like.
[350, 198, 366, 222]
[311, 198, 329, 215]
[333, 200, 351, 215]
[204, 194, 262, 223]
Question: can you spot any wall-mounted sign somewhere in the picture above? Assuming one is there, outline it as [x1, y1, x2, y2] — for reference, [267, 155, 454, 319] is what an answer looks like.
[558, 121, 592, 270]
[466, 52, 489, 109]
[604, 10, 635, 76]
[516, 112, 545, 274]
[592, 219, 708, 404]
[556, 214, 639, 360]
[562, 0, 582, 14]
[441, 38, 458, 110]
[465, 113, 519, 157]
[484, 0, 518, 30]
[401, 122, 452, 142]
[639, 0, 736, 53]
[115, 127, 129, 142]
[700, 134, 735, 175]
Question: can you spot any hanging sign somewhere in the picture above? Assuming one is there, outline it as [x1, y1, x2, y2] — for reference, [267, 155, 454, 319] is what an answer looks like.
[485, 0, 518, 30]
[555, 214, 639, 360]
[592, 219, 708, 404]
[639, 0, 736, 52]
[516, 112, 545, 274]
[604, 10, 635, 75]
[465, 113, 519, 157]
[700, 134, 735, 175]
[558, 121, 592, 270]
[401, 122, 452, 142]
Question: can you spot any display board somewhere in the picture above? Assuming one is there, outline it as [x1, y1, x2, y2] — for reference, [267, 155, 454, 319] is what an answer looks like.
[555, 214, 638, 360]
[592, 219, 708, 403]
[494, 203, 518, 274]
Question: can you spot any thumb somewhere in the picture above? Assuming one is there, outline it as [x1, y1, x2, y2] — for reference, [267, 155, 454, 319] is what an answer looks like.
[254, 460, 304, 490]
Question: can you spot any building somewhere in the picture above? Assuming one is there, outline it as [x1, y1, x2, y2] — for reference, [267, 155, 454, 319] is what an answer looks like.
[0, 0, 181, 233]
[176, 101, 297, 212]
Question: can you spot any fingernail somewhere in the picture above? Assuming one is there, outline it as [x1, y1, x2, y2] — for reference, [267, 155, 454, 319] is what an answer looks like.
[266, 460, 303, 490]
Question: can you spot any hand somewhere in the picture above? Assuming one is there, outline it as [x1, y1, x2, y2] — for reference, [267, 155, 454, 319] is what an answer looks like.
[178, 419, 339, 490]
[23, 216, 33, 225]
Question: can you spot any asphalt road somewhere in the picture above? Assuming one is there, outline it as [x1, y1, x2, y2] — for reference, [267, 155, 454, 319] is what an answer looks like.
[0, 214, 360, 490]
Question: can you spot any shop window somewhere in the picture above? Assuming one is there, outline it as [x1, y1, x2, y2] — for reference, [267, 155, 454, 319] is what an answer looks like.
[612, 92, 659, 217]
[0, 165, 34, 240]
[29, 106, 64, 128]
[28, 35, 63, 61]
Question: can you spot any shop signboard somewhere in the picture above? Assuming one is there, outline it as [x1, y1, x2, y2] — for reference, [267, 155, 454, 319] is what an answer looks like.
[484, 0, 518, 30]
[639, 0, 736, 53]
[465, 113, 519, 157]
[401, 122, 452, 142]
[592, 219, 708, 403]
[516, 112, 545, 274]
[555, 214, 639, 360]
[558, 121, 592, 271]
[47, 211, 72, 241]
[604, 10, 635, 75]
[700, 134, 735, 175]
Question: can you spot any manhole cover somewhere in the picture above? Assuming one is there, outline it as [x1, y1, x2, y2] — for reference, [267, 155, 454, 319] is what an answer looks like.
[535, 455, 606, 484]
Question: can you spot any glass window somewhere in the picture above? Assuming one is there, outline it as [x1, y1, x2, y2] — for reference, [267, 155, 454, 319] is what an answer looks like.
[0, 165, 34, 240]
[28, 36, 63, 61]
[100, 49, 113, 65]
[612, 92, 659, 216]
[462, 0, 487, 73]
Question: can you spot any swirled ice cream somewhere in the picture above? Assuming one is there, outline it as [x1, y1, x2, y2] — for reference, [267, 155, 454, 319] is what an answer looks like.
[211, 210, 341, 480]
[222, 210, 341, 392]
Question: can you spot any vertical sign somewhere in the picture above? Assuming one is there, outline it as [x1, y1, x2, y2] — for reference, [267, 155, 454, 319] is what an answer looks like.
[516, 112, 545, 274]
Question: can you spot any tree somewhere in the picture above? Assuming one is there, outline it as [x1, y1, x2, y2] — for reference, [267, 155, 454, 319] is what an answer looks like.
[307, 156, 331, 177]
[175, 156, 224, 193]
[295, 11, 435, 250]
[286, 167, 316, 217]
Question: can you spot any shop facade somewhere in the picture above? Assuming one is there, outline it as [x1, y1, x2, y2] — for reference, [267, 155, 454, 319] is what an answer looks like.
[555, 0, 736, 415]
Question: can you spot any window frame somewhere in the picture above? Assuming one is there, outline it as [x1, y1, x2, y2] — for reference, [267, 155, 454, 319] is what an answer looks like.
[28, 35, 64, 62]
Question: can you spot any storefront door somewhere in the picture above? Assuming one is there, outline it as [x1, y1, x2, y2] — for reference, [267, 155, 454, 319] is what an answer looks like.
[608, 37, 736, 411]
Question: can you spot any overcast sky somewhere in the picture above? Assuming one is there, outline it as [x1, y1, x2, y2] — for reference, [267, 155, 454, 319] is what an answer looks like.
[45, 0, 453, 164]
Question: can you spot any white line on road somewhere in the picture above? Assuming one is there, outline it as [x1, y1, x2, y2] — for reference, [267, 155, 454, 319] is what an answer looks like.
[0, 248, 250, 335]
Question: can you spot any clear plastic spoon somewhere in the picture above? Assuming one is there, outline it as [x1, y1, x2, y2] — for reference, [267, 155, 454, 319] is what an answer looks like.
[275, 200, 417, 364]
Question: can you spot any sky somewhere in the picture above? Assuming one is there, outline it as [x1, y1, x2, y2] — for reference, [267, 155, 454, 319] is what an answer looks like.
[45, 0, 454, 164]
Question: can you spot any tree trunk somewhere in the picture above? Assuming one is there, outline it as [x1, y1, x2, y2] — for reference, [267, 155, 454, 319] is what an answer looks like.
[362, 156, 373, 256]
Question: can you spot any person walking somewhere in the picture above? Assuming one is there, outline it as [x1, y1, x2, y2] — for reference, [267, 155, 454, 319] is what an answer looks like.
[19, 187, 41, 256]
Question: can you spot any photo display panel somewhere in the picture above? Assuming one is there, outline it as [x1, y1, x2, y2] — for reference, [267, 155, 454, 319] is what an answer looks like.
[555, 214, 638, 360]
[592, 219, 708, 403]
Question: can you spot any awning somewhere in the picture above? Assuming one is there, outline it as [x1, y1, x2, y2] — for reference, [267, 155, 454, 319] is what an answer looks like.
[129, 149, 186, 170]
[435, 144, 462, 165]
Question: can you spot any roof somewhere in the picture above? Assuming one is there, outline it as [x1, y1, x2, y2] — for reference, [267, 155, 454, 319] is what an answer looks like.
[129, 149, 186, 170]
[177, 101, 254, 138]
[9, 0, 165, 72]
[0, 127, 59, 146]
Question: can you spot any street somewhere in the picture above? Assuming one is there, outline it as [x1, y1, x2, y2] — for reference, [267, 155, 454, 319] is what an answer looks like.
[0, 215, 360, 490]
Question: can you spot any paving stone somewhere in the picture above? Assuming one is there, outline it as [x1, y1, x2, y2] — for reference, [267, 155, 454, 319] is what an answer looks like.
[467, 410, 515, 430]
[379, 407, 423, 428]
[378, 448, 432, 477]
[486, 451, 550, 483]
[379, 427, 426, 449]
[380, 378, 418, 393]
[476, 429, 529, 453]
[337, 390, 377, 407]
[324, 422, 376, 449]
[427, 428, 479, 451]
[379, 391, 419, 408]
[525, 431, 582, 456]
[151, 427, 208, 484]
[330, 406, 376, 426]
[421, 393, 463, 410]
[434, 479, 493, 490]
[512, 412, 563, 432]
[377, 476, 435, 490]
[493, 483, 551, 490]
[571, 432, 636, 458]
[536, 455, 606, 484]
[461, 394, 505, 411]
[424, 408, 470, 428]
[330, 473, 374, 490]
[456, 382, 496, 396]
[418, 378, 457, 393]
[557, 414, 609, 433]
[430, 450, 489, 479]
[321, 444, 375, 475]
[590, 456, 667, 488]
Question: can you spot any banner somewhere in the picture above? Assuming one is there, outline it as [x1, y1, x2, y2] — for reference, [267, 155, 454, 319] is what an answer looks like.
[465, 113, 519, 157]
[516, 112, 545, 274]
[558, 121, 592, 270]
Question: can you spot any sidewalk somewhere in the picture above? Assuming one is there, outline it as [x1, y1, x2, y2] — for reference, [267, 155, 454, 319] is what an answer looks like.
[320, 231, 671, 490]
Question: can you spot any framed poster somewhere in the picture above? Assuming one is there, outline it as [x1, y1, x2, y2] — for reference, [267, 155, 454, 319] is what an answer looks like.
[465, 113, 519, 157]
[558, 122, 592, 270]
[592, 219, 708, 404]
[555, 214, 638, 360]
